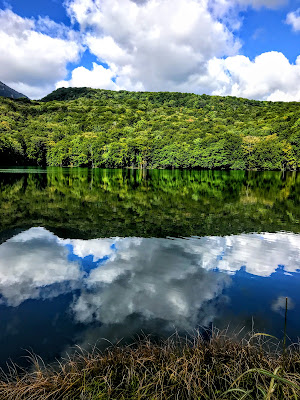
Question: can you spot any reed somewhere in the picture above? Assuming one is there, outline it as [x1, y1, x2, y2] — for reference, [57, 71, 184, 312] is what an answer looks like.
[0, 329, 299, 399]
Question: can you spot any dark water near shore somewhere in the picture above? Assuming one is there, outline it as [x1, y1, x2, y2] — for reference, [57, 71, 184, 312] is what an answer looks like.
[0, 167, 299, 368]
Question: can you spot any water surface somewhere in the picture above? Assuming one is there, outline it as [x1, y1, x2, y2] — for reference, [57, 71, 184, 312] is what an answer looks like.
[0, 168, 299, 367]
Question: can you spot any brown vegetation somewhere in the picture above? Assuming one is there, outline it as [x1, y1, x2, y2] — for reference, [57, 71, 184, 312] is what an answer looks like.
[0, 330, 299, 399]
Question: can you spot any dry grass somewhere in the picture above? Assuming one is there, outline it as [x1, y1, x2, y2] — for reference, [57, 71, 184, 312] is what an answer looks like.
[0, 330, 299, 399]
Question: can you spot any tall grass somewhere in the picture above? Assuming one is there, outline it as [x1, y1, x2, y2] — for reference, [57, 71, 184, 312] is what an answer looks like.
[0, 330, 299, 399]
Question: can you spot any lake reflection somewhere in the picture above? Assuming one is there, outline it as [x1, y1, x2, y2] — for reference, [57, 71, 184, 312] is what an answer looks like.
[0, 227, 299, 366]
[0, 168, 299, 367]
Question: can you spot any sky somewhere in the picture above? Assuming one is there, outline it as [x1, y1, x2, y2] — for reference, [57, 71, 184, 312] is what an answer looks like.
[0, 0, 299, 100]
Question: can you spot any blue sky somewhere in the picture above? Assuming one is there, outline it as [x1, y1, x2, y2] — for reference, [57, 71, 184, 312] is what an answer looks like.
[1, 0, 69, 23]
[0, 0, 299, 100]
[238, 4, 300, 62]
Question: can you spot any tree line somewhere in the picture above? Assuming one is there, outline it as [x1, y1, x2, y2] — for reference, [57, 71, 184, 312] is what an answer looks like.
[0, 87, 299, 170]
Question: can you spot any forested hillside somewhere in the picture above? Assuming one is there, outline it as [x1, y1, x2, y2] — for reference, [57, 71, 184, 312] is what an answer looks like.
[0, 87, 299, 170]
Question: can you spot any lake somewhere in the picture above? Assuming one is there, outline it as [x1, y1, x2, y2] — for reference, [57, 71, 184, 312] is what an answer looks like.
[0, 167, 299, 368]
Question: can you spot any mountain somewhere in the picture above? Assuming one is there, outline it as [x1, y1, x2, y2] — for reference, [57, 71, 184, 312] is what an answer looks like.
[0, 81, 28, 99]
[1, 87, 300, 170]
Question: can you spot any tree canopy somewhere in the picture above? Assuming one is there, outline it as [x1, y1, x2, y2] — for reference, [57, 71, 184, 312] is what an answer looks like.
[0, 87, 299, 170]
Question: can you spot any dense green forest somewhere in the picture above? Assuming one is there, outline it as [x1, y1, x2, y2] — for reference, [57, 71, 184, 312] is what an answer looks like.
[0, 87, 299, 170]
[0, 168, 299, 241]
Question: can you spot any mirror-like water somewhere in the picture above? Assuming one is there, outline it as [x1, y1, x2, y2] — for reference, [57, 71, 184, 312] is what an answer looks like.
[0, 168, 299, 367]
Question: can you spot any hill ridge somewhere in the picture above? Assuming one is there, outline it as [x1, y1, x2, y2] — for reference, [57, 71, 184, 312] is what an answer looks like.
[1, 86, 299, 170]
[42, 86, 283, 105]
[0, 81, 28, 100]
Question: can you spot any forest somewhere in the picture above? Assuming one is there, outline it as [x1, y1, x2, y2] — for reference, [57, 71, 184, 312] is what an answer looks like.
[0, 87, 299, 170]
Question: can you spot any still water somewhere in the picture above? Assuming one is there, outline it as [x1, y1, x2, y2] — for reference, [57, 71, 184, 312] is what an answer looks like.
[0, 168, 299, 367]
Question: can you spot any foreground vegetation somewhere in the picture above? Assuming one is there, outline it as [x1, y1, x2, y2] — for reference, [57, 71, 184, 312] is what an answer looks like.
[0, 88, 300, 170]
[1, 331, 299, 399]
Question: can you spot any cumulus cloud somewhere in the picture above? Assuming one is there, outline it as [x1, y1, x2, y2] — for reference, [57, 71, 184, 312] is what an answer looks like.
[64, 0, 240, 92]
[1, 0, 299, 100]
[286, 8, 300, 32]
[207, 52, 300, 101]
[56, 62, 119, 91]
[0, 9, 82, 99]
[58, 0, 300, 100]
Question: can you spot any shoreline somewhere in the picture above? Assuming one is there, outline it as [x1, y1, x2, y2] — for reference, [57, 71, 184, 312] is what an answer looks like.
[1, 331, 299, 399]
[0, 165, 299, 172]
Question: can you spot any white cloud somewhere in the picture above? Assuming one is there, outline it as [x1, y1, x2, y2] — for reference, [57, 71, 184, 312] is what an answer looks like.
[207, 52, 300, 101]
[0, 9, 82, 99]
[1, 1, 298, 100]
[85, 35, 130, 65]
[64, 0, 240, 92]
[60, 0, 300, 101]
[56, 62, 119, 90]
[286, 8, 300, 32]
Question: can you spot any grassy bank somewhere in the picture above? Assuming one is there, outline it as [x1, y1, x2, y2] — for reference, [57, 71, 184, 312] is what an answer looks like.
[1, 331, 299, 399]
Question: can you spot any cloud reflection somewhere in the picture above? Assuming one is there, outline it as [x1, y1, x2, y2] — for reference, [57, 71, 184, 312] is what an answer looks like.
[71, 237, 230, 329]
[185, 233, 300, 277]
[0, 228, 299, 334]
[271, 296, 295, 314]
[0, 228, 81, 306]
